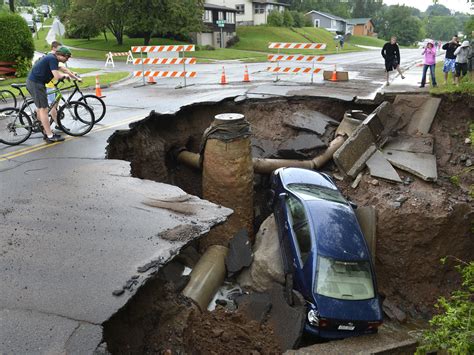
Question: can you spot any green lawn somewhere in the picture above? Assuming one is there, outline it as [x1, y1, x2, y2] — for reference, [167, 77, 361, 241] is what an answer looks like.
[430, 61, 474, 95]
[347, 35, 386, 48]
[193, 48, 268, 62]
[33, 20, 52, 52]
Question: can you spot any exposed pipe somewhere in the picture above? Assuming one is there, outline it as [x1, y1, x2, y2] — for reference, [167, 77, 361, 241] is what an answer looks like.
[182, 245, 229, 311]
[176, 135, 346, 174]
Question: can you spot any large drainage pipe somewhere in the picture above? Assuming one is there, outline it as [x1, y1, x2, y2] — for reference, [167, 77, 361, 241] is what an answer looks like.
[182, 245, 228, 311]
[177, 135, 346, 175]
[200, 113, 255, 249]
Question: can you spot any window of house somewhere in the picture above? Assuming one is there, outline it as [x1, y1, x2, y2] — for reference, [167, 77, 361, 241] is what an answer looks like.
[226, 12, 235, 24]
[235, 4, 244, 15]
[218, 11, 224, 20]
[314, 19, 320, 27]
[267, 4, 274, 13]
[203, 9, 212, 23]
[254, 4, 264, 14]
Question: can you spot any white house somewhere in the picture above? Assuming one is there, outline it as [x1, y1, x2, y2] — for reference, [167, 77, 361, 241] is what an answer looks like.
[205, 0, 290, 26]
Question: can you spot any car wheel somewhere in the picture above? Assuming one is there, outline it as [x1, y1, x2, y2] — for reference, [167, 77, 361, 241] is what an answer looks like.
[284, 273, 294, 306]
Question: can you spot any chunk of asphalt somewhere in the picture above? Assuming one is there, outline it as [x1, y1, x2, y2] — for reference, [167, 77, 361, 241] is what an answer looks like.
[225, 229, 253, 278]
[251, 137, 279, 158]
[366, 150, 402, 183]
[235, 292, 272, 324]
[283, 110, 338, 135]
[266, 283, 306, 351]
[383, 298, 407, 323]
[383, 149, 437, 182]
[160, 260, 186, 284]
[277, 133, 327, 159]
[384, 134, 434, 154]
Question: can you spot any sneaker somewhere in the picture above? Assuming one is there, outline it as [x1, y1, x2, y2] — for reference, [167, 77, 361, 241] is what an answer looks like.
[386, 82, 390, 86]
[44, 134, 65, 143]
[54, 125, 63, 133]
[401, 75, 405, 79]
[419, 85, 425, 88]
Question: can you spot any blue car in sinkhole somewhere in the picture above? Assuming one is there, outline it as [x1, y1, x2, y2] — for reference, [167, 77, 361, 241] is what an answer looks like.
[270, 167, 383, 339]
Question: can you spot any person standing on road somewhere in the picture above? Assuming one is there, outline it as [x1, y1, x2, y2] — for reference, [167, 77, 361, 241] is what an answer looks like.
[26, 47, 73, 143]
[442, 36, 460, 84]
[381, 36, 405, 86]
[419, 40, 437, 88]
[454, 40, 472, 85]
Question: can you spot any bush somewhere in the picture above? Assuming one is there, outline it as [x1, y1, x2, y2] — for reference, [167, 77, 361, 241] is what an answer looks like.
[291, 11, 305, 28]
[0, 13, 34, 74]
[226, 35, 240, 48]
[282, 10, 294, 27]
[267, 9, 283, 27]
[204, 44, 215, 51]
[13, 56, 32, 77]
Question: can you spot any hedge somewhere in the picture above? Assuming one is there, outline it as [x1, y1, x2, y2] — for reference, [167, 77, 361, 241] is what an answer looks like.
[0, 12, 34, 63]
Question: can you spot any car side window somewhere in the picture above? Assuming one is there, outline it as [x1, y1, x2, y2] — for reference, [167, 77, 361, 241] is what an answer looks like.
[286, 195, 312, 265]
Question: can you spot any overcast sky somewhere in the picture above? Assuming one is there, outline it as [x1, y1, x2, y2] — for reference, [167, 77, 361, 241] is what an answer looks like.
[383, 0, 473, 14]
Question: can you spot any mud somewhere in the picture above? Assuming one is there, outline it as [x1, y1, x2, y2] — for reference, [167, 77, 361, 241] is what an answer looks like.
[105, 94, 473, 352]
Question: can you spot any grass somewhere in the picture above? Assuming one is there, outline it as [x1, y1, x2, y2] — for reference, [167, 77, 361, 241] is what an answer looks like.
[429, 60, 474, 95]
[33, 19, 52, 52]
[347, 35, 386, 48]
[193, 48, 268, 62]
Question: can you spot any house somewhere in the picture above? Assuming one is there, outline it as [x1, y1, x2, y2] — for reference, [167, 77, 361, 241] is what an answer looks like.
[346, 18, 375, 36]
[194, 4, 237, 48]
[305, 10, 347, 33]
[205, 0, 290, 26]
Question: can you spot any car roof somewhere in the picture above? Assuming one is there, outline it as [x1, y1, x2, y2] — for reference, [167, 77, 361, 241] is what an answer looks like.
[278, 167, 337, 190]
[306, 199, 370, 261]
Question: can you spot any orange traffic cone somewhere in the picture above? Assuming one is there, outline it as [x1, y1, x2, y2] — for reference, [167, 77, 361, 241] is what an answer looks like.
[220, 66, 227, 85]
[330, 64, 337, 81]
[95, 75, 103, 97]
[243, 65, 250, 82]
[147, 75, 156, 84]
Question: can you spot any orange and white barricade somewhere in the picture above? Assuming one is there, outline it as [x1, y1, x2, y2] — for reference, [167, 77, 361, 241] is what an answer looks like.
[267, 42, 326, 83]
[105, 51, 134, 68]
[131, 45, 196, 87]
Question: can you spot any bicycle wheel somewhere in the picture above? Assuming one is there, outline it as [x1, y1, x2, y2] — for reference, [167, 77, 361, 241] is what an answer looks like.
[0, 90, 17, 109]
[0, 107, 32, 145]
[57, 101, 94, 136]
[77, 95, 106, 123]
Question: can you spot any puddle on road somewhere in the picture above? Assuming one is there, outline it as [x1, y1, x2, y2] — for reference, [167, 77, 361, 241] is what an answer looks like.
[104, 94, 472, 353]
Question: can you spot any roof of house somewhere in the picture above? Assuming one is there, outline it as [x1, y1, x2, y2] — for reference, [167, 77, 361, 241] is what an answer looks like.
[346, 18, 373, 25]
[252, 0, 290, 6]
[204, 3, 237, 12]
[305, 10, 347, 22]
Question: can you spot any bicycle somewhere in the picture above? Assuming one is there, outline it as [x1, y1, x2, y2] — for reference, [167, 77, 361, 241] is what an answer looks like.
[57, 78, 106, 123]
[0, 80, 95, 146]
[0, 89, 16, 108]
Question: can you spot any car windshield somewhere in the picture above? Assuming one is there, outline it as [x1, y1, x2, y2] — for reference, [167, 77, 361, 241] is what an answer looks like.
[287, 183, 346, 204]
[316, 256, 375, 300]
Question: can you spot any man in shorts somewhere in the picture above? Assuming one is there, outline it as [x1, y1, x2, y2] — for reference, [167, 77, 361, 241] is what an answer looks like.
[26, 47, 74, 143]
[454, 40, 472, 85]
[441, 36, 460, 84]
[381, 36, 405, 86]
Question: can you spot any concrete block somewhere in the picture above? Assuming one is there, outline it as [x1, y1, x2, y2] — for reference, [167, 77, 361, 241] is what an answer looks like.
[333, 124, 377, 178]
[383, 149, 437, 182]
[366, 150, 402, 183]
[323, 71, 349, 81]
[384, 134, 434, 154]
[362, 111, 384, 143]
[393, 95, 441, 135]
[336, 116, 362, 137]
[283, 110, 338, 135]
[278, 133, 326, 158]
[355, 206, 377, 262]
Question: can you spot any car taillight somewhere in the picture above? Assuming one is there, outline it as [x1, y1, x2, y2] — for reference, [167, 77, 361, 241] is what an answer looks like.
[319, 318, 329, 328]
[367, 321, 382, 330]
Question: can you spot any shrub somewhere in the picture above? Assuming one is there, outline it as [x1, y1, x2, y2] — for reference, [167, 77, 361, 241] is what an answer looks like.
[291, 11, 305, 28]
[0, 12, 34, 74]
[282, 10, 294, 27]
[204, 44, 215, 51]
[267, 9, 283, 27]
[13, 56, 32, 77]
[226, 35, 240, 48]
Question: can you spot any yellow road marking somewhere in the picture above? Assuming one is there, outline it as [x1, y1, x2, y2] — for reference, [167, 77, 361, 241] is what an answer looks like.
[0, 114, 145, 161]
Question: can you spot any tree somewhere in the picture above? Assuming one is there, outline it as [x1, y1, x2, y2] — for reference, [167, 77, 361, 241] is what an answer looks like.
[50, 0, 71, 21]
[465, 16, 474, 38]
[65, 0, 103, 39]
[9, 0, 14, 12]
[282, 10, 294, 27]
[125, 0, 165, 45]
[290, 11, 305, 28]
[352, 0, 383, 18]
[96, 0, 133, 45]
[424, 16, 460, 41]
[425, 4, 451, 16]
[376, 5, 423, 45]
[267, 9, 283, 27]
[157, 0, 203, 40]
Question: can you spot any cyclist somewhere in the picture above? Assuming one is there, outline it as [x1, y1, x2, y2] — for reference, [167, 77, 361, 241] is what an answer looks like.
[26, 46, 78, 143]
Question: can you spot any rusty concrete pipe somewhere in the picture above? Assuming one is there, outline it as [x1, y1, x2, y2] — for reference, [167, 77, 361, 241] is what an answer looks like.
[182, 245, 229, 311]
[176, 150, 200, 169]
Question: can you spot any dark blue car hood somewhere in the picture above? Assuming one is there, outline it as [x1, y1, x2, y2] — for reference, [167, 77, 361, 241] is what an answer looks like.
[315, 294, 382, 321]
[306, 199, 369, 260]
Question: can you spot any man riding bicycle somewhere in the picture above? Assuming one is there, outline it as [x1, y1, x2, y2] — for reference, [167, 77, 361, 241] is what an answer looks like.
[26, 46, 80, 143]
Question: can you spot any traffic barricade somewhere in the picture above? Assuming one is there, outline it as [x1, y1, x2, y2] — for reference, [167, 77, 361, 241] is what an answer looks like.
[131, 45, 196, 88]
[267, 42, 326, 83]
[104, 51, 134, 68]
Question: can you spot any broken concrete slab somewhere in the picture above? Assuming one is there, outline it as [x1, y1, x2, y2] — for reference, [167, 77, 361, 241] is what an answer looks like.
[383, 149, 438, 181]
[251, 137, 278, 158]
[277, 133, 327, 158]
[225, 229, 253, 277]
[393, 95, 441, 135]
[355, 206, 377, 261]
[383, 299, 407, 323]
[0, 159, 232, 353]
[235, 292, 272, 324]
[384, 134, 434, 154]
[238, 214, 284, 292]
[334, 124, 377, 178]
[335, 115, 362, 137]
[267, 284, 306, 351]
[366, 150, 402, 183]
[283, 110, 338, 136]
